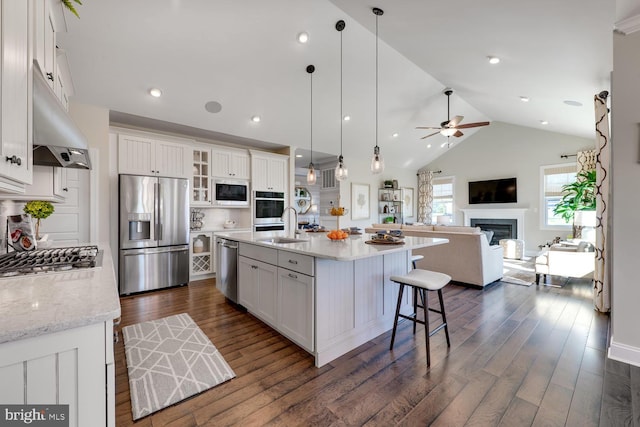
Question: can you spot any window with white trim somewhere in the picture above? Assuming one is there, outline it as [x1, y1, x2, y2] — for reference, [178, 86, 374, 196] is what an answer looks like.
[431, 176, 454, 224]
[541, 164, 576, 228]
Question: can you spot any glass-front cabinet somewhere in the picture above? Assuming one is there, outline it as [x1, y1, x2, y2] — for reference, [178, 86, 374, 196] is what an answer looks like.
[192, 148, 211, 205]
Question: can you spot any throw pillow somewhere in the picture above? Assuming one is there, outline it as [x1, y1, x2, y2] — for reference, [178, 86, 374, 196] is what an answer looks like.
[481, 230, 494, 244]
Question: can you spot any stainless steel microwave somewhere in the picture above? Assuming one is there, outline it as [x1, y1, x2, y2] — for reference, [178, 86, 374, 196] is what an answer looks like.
[213, 179, 249, 206]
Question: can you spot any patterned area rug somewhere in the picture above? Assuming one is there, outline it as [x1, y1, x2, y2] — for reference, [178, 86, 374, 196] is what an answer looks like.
[501, 257, 536, 286]
[123, 313, 235, 420]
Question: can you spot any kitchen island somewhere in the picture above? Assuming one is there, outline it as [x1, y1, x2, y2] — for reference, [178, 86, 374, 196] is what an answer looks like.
[0, 244, 121, 427]
[215, 231, 448, 367]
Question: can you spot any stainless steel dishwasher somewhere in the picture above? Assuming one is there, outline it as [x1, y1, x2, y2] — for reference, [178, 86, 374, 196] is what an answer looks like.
[216, 238, 238, 303]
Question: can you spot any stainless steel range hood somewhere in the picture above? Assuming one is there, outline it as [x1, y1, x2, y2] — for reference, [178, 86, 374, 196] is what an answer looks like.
[32, 64, 91, 169]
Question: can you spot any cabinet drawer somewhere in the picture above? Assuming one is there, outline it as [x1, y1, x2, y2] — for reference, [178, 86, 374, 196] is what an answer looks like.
[239, 242, 278, 265]
[278, 251, 314, 276]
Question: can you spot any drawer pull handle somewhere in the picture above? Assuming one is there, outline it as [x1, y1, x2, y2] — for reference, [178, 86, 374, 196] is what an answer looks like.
[288, 273, 298, 279]
[5, 155, 21, 166]
[251, 265, 258, 269]
[288, 260, 298, 264]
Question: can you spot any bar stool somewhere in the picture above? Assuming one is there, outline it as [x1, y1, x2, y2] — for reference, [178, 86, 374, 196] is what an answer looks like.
[389, 269, 451, 366]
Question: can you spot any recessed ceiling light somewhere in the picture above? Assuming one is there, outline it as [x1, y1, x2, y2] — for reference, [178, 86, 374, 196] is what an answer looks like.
[149, 88, 162, 97]
[295, 154, 303, 158]
[297, 32, 309, 44]
[343, 115, 350, 121]
[520, 96, 530, 102]
[564, 100, 583, 107]
[392, 132, 399, 138]
[488, 56, 500, 65]
[427, 144, 432, 149]
[540, 120, 549, 125]
[251, 115, 261, 123]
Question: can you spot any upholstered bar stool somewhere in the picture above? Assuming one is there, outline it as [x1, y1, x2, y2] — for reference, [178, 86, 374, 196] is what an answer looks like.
[389, 269, 451, 366]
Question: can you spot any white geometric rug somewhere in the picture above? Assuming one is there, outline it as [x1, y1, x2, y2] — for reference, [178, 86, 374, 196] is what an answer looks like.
[122, 313, 235, 420]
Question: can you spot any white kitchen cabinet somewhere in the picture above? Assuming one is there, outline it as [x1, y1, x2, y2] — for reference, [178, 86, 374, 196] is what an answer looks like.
[277, 267, 314, 352]
[0, 0, 33, 188]
[0, 320, 115, 427]
[118, 133, 188, 178]
[2, 165, 67, 202]
[190, 231, 214, 277]
[211, 147, 250, 180]
[238, 255, 278, 328]
[251, 151, 287, 192]
[191, 147, 211, 205]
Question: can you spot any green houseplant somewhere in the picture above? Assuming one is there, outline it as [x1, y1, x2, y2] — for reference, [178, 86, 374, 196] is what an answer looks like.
[553, 169, 596, 237]
[62, 0, 83, 18]
[24, 201, 55, 240]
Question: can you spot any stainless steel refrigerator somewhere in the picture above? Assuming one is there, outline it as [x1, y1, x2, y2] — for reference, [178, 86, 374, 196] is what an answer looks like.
[119, 174, 190, 295]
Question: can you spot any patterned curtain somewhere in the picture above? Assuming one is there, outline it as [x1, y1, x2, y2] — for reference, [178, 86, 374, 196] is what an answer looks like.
[417, 170, 433, 223]
[577, 149, 596, 173]
[593, 92, 610, 313]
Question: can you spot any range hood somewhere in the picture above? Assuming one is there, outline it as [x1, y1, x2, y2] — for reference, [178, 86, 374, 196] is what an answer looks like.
[32, 64, 91, 169]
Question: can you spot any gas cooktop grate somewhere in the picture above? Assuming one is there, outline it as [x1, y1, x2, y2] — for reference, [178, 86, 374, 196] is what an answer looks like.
[0, 245, 99, 275]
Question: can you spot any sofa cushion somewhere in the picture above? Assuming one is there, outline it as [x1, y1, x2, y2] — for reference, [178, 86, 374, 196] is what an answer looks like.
[371, 223, 402, 230]
[402, 224, 434, 232]
[432, 225, 481, 234]
[481, 230, 494, 244]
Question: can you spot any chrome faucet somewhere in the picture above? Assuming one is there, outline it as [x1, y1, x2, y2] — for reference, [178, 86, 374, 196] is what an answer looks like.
[281, 206, 301, 236]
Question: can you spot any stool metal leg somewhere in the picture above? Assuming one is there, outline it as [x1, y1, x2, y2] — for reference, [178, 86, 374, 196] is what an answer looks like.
[390, 283, 405, 350]
[412, 287, 418, 334]
[422, 288, 431, 366]
[437, 289, 450, 347]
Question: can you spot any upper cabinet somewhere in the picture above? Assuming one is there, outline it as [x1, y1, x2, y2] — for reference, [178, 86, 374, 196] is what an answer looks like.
[251, 151, 288, 193]
[191, 146, 211, 205]
[34, 0, 57, 90]
[118, 133, 188, 178]
[211, 147, 250, 180]
[0, 0, 33, 190]
[4, 165, 67, 202]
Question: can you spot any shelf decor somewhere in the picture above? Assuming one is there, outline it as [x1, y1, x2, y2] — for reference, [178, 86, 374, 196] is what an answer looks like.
[351, 183, 370, 220]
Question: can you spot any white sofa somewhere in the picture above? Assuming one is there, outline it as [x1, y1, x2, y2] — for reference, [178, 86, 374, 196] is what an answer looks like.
[365, 224, 504, 288]
[534, 241, 595, 284]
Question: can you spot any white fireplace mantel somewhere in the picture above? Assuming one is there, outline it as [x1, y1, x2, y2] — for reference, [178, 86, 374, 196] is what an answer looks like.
[460, 208, 527, 242]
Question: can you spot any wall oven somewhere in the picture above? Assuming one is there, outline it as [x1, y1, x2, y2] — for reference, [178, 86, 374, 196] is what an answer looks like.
[213, 179, 249, 207]
[253, 191, 285, 231]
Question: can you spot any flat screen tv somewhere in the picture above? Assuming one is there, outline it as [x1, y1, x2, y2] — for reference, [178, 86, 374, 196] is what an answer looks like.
[468, 178, 517, 204]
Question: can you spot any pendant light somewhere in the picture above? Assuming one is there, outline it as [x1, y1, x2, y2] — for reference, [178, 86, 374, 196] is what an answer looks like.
[334, 19, 348, 181]
[370, 7, 384, 174]
[306, 65, 317, 185]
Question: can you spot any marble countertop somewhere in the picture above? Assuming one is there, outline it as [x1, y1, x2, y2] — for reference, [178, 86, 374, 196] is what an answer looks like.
[215, 231, 448, 261]
[0, 243, 121, 344]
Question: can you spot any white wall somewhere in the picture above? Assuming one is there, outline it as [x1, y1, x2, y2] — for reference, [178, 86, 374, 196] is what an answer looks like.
[423, 121, 595, 253]
[609, 30, 640, 366]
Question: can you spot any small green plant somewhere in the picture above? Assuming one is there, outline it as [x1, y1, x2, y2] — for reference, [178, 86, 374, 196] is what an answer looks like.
[62, 0, 83, 18]
[553, 170, 596, 224]
[23, 201, 55, 239]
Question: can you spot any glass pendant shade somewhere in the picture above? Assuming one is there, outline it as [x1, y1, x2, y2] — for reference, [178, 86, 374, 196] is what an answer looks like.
[371, 146, 384, 175]
[335, 155, 348, 181]
[307, 162, 317, 185]
[440, 127, 457, 137]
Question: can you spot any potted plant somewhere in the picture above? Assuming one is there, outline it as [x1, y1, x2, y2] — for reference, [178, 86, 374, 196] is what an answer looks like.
[23, 200, 55, 240]
[552, 170, 596, 238]
[384, 180, 393, 188]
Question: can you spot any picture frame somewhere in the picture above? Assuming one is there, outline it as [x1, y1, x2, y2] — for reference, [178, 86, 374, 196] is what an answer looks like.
[351, 183, 370, 220]
[402, 187, 414, 217]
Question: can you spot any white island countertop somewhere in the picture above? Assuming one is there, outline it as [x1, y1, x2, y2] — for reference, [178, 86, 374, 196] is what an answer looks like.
[0, 243, 121, 344]
[215, 231, 448, 261]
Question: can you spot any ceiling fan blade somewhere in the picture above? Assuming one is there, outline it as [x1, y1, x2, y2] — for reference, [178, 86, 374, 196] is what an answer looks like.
[453, 130, 464, 137]
[415, 126, 441, 130]
[455, 121, 490, 129]
[448, 115, 464, 127]
[421, 131, 440, 139]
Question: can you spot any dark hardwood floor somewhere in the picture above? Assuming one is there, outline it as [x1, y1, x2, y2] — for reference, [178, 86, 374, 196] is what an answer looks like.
[114, 276, 636, 426]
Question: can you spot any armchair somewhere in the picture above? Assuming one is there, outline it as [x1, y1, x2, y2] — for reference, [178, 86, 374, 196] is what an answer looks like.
[534, 241, 595, 284]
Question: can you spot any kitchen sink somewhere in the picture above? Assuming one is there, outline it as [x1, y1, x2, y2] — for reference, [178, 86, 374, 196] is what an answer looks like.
[258, 237, 309, 244]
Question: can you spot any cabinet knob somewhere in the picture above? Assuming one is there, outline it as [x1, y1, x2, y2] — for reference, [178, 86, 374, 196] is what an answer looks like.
[5, 155, 21, 166]
[46, 72, 54, 81]
[63, 187, 68, 192]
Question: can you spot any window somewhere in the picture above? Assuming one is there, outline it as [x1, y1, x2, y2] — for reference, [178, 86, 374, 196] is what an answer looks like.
[541, 164, 576, 228]
[431, 176, 454, 224]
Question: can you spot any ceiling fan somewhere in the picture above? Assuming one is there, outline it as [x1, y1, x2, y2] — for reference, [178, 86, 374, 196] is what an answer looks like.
[416, 88, 490, 140]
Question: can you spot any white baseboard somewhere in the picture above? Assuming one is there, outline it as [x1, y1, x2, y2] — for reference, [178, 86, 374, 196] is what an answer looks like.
[608, 338, 640, 368]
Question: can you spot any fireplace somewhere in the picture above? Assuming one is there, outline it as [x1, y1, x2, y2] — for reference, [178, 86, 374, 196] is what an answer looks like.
[470, 218, 517, 245]
[460, 208, 527, 246]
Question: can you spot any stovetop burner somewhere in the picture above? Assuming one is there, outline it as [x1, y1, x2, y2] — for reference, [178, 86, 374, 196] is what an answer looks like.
[0, 245, 101, 277]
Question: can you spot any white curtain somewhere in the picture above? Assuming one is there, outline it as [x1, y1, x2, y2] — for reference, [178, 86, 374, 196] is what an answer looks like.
[593, 92, 610, 313]
[417, 170, 433, 223]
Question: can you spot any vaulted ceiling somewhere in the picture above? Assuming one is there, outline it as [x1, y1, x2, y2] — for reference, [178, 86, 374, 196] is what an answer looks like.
[58, 0, 615, 171]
